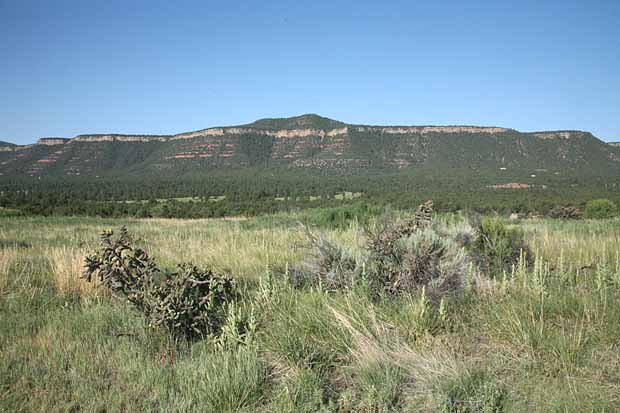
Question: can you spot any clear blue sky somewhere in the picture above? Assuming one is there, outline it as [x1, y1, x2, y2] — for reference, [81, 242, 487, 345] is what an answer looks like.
[1, 0, 619, 144]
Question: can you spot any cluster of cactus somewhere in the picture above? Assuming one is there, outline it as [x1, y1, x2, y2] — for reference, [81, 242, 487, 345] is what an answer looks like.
[83, 227, 236, 340]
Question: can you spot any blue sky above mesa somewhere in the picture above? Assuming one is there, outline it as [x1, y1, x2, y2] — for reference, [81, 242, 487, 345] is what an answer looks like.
[1, 0, 619, 144]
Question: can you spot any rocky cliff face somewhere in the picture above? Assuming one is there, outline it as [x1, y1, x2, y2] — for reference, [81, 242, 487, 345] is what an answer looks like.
[532, 131, 590, 140]
[354, 126, 510, 134]
[0, 114, 617, 177]
[37, 138, 71, 145]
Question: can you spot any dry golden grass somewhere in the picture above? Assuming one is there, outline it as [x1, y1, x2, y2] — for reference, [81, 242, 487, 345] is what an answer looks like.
[146, 224, 305, 279]
[523, 218, 620, 268]
[46, 246, 100, 296]
[0, 248, 17, 295]
[331, 301, 467, 410]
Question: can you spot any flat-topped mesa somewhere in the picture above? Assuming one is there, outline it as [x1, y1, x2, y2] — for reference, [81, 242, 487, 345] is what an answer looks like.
[10, 116, 604, 148]
[354, 126, 510, 134]
[37, 137, 70, 146]
[531, 131, 590, 140]
[72, 134, 171, 143]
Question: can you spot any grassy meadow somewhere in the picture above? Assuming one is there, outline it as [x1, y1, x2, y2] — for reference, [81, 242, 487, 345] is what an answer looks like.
[1, 212, 620, 412]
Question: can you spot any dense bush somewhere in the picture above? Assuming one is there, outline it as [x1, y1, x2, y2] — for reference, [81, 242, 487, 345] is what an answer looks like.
[83, 227, 236, 340]
[584, 199, 617, 219]
[469, 216, 531, 277]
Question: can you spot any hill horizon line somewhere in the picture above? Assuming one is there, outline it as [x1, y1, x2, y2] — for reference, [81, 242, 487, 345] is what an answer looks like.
[1, 113, 609, 146]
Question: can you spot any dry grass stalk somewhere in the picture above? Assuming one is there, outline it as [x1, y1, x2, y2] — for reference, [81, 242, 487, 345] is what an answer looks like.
[0, 248, 17, 294]
[331, 301, 466, 407]
[47, 246, 100, 296]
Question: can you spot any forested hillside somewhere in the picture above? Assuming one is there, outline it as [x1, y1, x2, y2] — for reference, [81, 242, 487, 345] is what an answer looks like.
[2, 114, 620, 218]
[1, 114, 619, 177]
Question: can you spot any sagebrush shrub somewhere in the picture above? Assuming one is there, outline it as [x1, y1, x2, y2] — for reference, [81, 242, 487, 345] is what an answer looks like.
[296, 201, 467, 300]
[83, 227, 236, 340]
[369, 228, 467, 299]
[365, 201, 466, 298]
[292, 224, 362, 290]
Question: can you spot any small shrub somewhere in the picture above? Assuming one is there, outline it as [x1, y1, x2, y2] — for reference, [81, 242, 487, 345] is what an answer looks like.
[83, 227, 236, 340]
[470, 217, 531, 277]
[547, 205, 582, 219]
[584, 199, 617, 219]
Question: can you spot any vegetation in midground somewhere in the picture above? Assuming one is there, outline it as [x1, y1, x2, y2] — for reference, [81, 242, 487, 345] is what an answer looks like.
[2, 168, 620, 219]
[1, 209, 620, 411]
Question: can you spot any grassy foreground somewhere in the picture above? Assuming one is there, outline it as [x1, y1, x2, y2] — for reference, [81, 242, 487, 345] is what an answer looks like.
[1, 214, 620, 412]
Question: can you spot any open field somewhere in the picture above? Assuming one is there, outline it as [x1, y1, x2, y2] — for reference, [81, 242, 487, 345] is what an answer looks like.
[1, 213, 620, 411]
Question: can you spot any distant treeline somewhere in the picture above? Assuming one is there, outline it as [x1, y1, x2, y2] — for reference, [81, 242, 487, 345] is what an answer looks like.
[1, 169, 619, 218]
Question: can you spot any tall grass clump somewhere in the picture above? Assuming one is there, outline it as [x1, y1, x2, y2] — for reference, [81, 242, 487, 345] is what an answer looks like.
[0, 248, 16, 295]
[469, 216, 532, 277]
[331, 299, 504, 411]
[175, 346, 268, 412]
[47, 246, 100, 296]
[83, 227, 237, 340]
